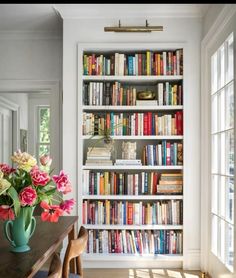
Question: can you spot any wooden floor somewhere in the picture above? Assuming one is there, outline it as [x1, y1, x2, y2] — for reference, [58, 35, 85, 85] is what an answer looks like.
[83, 269, 203, 278]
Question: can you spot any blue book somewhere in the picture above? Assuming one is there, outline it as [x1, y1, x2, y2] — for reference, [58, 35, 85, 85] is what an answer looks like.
[128, 56, 133, 75]
[170, 143, 174, 165]
[111, 112, 114, 135]
[144, 172, 148, 194]
[153, 145, 157, 165]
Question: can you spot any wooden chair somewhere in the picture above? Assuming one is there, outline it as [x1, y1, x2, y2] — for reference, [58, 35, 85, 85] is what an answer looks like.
[62, 226, 88, 278]
[33, 252, 62, 278]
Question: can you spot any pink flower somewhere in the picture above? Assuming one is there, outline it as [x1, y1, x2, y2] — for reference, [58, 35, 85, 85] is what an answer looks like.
[53, 171, 72, 194]
[0, 163, 15, 176]
[40, 155, 52, 167]
[0, 205, 15, 220]
[30, 166, 50, 186]
[19, 186, 37, 206]
[40, 201, 63, 222]
[60, 199, 75, 214]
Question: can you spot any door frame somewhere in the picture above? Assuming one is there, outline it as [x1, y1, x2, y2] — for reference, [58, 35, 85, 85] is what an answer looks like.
[0, 80, 62, 170]
[201, 4, 236, 275]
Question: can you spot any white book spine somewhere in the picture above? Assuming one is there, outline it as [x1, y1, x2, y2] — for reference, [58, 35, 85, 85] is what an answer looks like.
[163, 51, 167, 75]
[99, 82, 103, 105]
[158, 83, 163, 106]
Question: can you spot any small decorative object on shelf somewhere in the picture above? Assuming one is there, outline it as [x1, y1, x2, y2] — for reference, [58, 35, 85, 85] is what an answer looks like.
[122, 142, 137, 160]
[137, 90, 156, 100]
[0, 150, 75, 253]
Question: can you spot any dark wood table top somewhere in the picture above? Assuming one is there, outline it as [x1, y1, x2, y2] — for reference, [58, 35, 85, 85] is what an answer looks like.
[0, 216, 78, 278]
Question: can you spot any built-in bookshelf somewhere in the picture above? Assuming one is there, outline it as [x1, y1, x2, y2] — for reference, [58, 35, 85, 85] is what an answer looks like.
[78, 44, 184, 268]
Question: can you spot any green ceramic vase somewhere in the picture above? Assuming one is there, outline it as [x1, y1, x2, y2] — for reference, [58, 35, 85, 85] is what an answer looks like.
[4, 206, 36, 252]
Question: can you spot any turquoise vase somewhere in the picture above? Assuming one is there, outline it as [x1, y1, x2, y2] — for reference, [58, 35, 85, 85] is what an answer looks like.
[4, 206, 36, 253]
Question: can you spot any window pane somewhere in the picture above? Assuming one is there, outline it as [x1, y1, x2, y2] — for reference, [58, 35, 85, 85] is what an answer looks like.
[212, 215, 218, 255]
[225, 83, 234, 129]
[226, 177, 234, 223]
[212, 135, 218, 173]
[212, 175, 218, 214]
[39, 144, 50, 158]
[220, 133, 226, 175]
[219, 219, 225, 261]
[40, 131, 50, 143]
[39, 107, 50, 135]
[219, 176, 226, 218]
[226, 130, 234, 176]
[211, 52, 218, 93]
[211, 93, 218, 133]
[220, 45, 225, 88]
[219, 89, 225, 131]
[226, 34, 234, 83]
[226, 223, 234, 269]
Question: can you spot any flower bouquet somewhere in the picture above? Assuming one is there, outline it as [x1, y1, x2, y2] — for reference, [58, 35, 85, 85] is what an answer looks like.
[0, 150, 75, 252]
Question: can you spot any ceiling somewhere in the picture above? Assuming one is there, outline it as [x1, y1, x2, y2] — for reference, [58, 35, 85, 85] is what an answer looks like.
[0, 4, 211, 33]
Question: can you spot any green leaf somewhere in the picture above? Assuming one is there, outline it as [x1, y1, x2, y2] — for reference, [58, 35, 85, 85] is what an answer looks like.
[7, 187, 20, 217]
[22, 206, 34, 231]
[44, 188, 56, 196]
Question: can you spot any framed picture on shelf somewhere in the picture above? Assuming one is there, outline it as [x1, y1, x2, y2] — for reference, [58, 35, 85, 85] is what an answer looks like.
[20, 129, 28, 152]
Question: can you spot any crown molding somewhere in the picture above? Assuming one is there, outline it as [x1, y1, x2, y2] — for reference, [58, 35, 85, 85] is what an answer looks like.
[54, 4, 205, 19]
[0, 30, 62, 40]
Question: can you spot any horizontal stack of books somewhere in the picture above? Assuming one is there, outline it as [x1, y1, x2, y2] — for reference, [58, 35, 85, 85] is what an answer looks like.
[114, 159, 142, 166]
[157, 173, 183, 194]
[85, 147, 113, 166]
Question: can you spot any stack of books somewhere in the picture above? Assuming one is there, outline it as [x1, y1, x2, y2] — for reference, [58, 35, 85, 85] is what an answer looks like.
[85, 147, 113, 166]
[157, 173, 183, 194]
[114, 159, 142, 166]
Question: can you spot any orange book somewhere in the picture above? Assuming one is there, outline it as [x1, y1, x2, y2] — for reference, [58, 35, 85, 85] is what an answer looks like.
[157, 54, 161, 75]
[100, 174, 104, 195]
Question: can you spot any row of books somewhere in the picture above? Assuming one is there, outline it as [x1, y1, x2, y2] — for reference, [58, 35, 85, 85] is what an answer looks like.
[83, 200, 183, 225]
[82, 111, 183, 136]
[83, 50, 183, 76]
[87, 229, 183, 254]
[142, 142, 183, 166]
[83, 81, 183, 106]
[83, 171, 183, 195]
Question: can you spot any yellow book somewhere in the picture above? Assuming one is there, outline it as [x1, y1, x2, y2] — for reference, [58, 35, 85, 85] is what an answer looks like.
[104, 172, 109, 195]
[146, 51, 150, 76]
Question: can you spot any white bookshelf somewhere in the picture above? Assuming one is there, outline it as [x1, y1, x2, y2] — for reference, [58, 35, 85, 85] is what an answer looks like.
[78, 44, 184, 268]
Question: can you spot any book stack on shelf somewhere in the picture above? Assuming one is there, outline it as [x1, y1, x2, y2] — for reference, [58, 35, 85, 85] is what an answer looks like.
[80, 46, 184, 265]
[85, 147, 113, 166]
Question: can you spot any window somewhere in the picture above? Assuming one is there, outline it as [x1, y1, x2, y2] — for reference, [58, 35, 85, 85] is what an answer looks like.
[211, 33, 234, 271]
[37, 106, 50, 160]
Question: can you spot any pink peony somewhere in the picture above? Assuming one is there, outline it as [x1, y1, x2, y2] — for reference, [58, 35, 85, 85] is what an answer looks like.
[59, 199, 75, 214]
[19, 186, 37, 206]
[40, 201, 63, 222]
[52, 171, 72, 194]
[0, 163, 15, 176]
[0, 205, 15, 220]
[30, 166, 50, 186]
[40, 155, 52, 167]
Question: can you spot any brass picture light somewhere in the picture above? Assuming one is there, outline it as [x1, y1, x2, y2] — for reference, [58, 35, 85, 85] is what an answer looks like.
[104, 20, 163, 33]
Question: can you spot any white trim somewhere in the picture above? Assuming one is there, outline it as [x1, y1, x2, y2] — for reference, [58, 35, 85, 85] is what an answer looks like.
[0, 31, 62, 40]
[54, 4, 206, 19]
[183, 249, 201, 270]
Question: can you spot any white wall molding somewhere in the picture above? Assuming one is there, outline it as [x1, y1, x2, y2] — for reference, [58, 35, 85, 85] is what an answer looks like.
[0, 31, 62, 40]
[55, 4, 205, 19]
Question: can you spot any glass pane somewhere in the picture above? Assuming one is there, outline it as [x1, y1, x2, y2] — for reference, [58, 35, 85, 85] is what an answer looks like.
[220, 45, 225, 88]
[212, 214, 218, 255]
[226, 34, 234, 83]
[226, 223, 234, 269]
[212, 175, 218, 214]
[39, 107, 50, 134]
[220, 133, 226, 175]
[211, 93, 218, 133]
[226, 130, 234, 176]
[39, 144, 50, 158]
[219, 219, 225, 261]
[219, 176, 226, 218]
[212, 134, 218, 174]
[226, 177, 234, 223]
[219, 89, 225, 131]
[225, 83, 234, 129]
[211, 52, 218, 94]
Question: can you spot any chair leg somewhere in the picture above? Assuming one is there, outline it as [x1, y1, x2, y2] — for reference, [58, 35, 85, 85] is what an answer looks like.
[76, 256, 83, 276]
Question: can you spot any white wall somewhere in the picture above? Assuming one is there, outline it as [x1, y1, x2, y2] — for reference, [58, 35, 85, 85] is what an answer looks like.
[61, 12, 202, 269]
[0, 92, 28, 130]
[0, 37, 62, 81]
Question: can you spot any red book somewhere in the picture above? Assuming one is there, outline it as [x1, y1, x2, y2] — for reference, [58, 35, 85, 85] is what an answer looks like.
[153, 172, 158, 194]
[127, 203, 133, 225]
[136, 231, 143, 254]
[166, 142, 171, 165]
[135, 112, 138, 136]
[160, 54, 163, 75]
[176, 111, 183, 135]
[143, 113, 148, 135]
[147, 112, 152, 135]
[106, 113, 110, 130]
[138, 54, 142, 75]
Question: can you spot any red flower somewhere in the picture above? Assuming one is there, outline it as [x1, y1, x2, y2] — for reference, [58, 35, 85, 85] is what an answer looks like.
[0, 163, 15, 176]
[0, 205, 15, 220]
[59, 199, 75, 214]
[40, 201, 63, 222]
[52, 171, 72, 194]
[30, 166, 50, 186]
[19, 186, 37, 206]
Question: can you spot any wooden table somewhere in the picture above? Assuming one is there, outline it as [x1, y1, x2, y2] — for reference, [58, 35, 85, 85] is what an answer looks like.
[0, 216, 78, 278]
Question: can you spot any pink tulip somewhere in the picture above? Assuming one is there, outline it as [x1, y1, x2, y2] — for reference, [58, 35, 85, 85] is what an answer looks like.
[59, 199, 75, 214]
[52, 170, 72, 194]
[40, 201, 63, 222]
[40, 154, 52, 167]
[19, 186, 37, 206]
[0, 163, 15, 176]
[30, 166, 50, 186]
[0, 205, 15, 220]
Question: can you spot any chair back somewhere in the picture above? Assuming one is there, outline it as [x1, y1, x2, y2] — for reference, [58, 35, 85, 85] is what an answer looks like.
[62, 226, 88, 278]
[48, 253, 62, 278]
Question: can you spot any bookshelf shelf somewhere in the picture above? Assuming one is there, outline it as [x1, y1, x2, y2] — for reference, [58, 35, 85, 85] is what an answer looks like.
[83, 224, 183, 230]
[83, 135, 183, 140]
[82, 165, 183, 170]
[83, 105, 183, 111]
[79, 45, 184, 266]
[82, 195, 183, 200]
